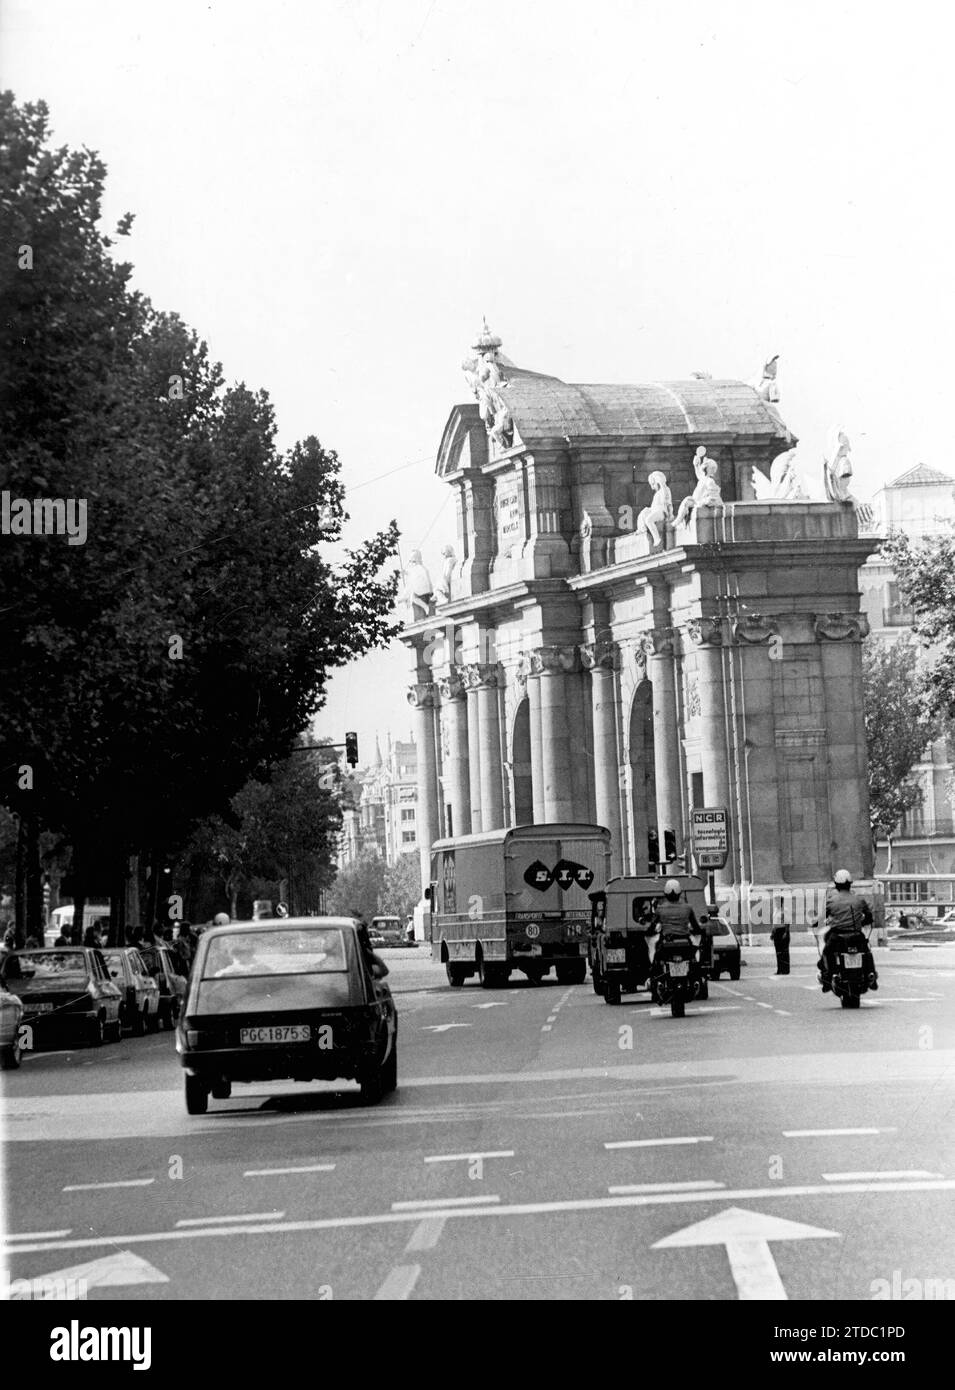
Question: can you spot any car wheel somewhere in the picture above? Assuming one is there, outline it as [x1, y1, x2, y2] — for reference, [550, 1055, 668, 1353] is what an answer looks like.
[710, 967, 721, 980]
[131, 1003, 146, 1037]
[0, 1039, 23, 1070]
[210, 1077, 231, 1099]
[185, 1074, 209, 1114]
[88, 1013, 105, 1047]
[106, 1016, 122, 1043]
[478, 955, 506, 989]
[360, 1062, 384, 1105]
[697, 980, 709, 1000]
[605, 980, 621, 1006]
[382, 1037, 398, 1093]
[146, 1006, 160, 1034]
[446, 961, 468, 988]
[729, 965, 741, 980]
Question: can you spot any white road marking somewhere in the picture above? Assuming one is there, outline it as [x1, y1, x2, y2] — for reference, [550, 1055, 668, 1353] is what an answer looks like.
[541, 1025, 553, 1031]
[404, 1217, 446, 1252]
[653, 1207, 839, 1301]
[605, 1136, 714, 1149]
[243, 1164, 335, 1176]
[648, 1006, 742, 1016]
[421, 1024, 473, 1033]
[822, 1170, 942, 1182]
[5, 1229, 72, 1240]
[6, 1180, 955, 1255]
[609, 1180, 725, 1194]
[62, 1178, 154, 1192]
[175, 1211, 284, 1227]
[756, 1002, 774, 1010]
[471, 1002, 508, 1009]
[871, 997, 942, 1003]
[783, 1127, 897, 1138]
[391, 1195, 500, 1211]
[546, 1015, 558, 1023]
[8, 1250, 168, 1296]
[424, 1150, 515, 1164]
[373, 1264, 421, 1300]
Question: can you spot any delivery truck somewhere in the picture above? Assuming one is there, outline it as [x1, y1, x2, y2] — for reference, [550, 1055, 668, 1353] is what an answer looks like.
[427, 823, 612, 988]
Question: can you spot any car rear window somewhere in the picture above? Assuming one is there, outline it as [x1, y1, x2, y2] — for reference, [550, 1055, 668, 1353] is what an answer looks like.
[710, 922, 731, 937]
[201, 928, 348, 979]
[6, 952, 88, 981]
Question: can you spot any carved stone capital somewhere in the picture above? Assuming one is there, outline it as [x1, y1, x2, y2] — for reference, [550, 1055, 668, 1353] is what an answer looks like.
[733, 613, 779, 644]
[579, 640, 618, 672]
[529, 645, 580, 676]
[813, 612, 871, 642]
[407, 681, 436, 710]
[462, 661, 501, 690]
[685, 616, 724, 647]
[437, 670, 468, 702]
[638, 628, 675, 660]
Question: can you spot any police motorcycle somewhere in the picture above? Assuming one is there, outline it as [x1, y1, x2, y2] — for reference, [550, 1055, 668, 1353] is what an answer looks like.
[809, 918, 875, 1009]
[589, 875, 711, 1010]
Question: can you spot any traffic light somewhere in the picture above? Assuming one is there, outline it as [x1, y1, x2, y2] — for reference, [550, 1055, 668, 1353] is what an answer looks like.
[345, 731, 359, 767]
[664, 829, 677, 862]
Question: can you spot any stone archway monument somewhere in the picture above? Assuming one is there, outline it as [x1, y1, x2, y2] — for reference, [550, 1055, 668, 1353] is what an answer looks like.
[402, 325, 878, 923]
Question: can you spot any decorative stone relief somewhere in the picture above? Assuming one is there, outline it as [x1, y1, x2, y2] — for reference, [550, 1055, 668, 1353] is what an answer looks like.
[751, 353, 780, 403]
[437, 670, 467, 701]
[637, 472, 673, 547]
[462, 662, 501, 690]
[436, 544, 457, 604]
[528, 645, 579, 676]
[461, 320, 514, 455]
[579, 640, 618, 671]
[751, 449, 808, 501]
[813, 612, 871, 642]
[733, 613, 779, 644]
[822, 427, 875, 529]
[685, 615, 724, 646]
[407, 681, 436, 709]
[638, 628, 675, 660]
[685, 673, 702, 718]
[404, 549, 434, 621]
[676, 447, 723, 527]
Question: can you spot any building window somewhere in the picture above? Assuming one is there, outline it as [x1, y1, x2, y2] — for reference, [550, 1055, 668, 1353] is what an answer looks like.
[400, 808, 415, 822]
[883, 581, 914, 628]
[401, 831, 416, 845]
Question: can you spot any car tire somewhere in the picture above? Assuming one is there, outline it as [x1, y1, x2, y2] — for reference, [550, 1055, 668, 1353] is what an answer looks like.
[478, 956, 507, 989]
[382, 1037, 398, 1093]
[185, 1075, 209, 1114]
[146, 1006, 160, 1034]
[556, 961, 586, 986]
[131, 1004, 146, 1037]
[710, 967, 721, 980]
[446, 962, 468, 988]
[210, 1077, 232, 1099]
[106, 1016, 122, 1043]
[360, 1062, 384, 1105]
[605, 980, 621, 1006]
[88, 1013, 105, 1047]
[729, 965, 741, 980]
[0, 1038, 23, 1070]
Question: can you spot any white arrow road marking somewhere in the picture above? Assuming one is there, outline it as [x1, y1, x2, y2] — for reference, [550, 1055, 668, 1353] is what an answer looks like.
[373, 1264, 421, 1300]
[421, 1023, 473, 1033]
[471, 1002, 508, 1009]
[653, 1206, 839, 1300]
[404, 1217, 447, 1252]
[11, 1250, 169, 1297]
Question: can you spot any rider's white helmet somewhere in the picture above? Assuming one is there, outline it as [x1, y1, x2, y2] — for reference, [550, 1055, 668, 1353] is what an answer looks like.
[664, 878, 682, 897]
[833, 869, 852, 887]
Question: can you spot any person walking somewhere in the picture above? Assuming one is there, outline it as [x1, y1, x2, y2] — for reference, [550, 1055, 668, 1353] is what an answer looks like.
[770, 894, 790, 975]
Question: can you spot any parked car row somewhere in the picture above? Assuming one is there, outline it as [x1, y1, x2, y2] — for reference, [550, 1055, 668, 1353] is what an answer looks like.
[0, 944, 187, 1066]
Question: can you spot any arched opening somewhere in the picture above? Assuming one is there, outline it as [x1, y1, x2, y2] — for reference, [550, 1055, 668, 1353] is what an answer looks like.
[512, 698, 534, 825]
[628, 681, 656, 874]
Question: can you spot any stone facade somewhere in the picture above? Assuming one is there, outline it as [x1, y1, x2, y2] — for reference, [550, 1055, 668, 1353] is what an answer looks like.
[402, 329, 878, 913]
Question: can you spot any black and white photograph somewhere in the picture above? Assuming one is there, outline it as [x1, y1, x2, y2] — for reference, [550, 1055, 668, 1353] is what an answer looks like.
[0, 0, 952, 1350]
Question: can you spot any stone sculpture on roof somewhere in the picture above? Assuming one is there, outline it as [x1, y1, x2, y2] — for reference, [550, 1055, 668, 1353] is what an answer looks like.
[751, 354, 780, 403]
[637, 471, 674, 546]
[752, 448, 809, 501]
[823, 426, 874, 529]
[462, 319, 514, 454]
[404, 548, 434, 621]
[437, 543, 457, 604]
[676, 447, 723, 527]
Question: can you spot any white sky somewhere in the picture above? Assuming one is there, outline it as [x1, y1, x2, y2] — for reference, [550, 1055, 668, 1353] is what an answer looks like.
[3, 0, 953, 762]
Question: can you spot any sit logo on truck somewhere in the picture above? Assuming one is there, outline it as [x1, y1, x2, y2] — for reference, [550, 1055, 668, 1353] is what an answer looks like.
[524, 859, 595, 892]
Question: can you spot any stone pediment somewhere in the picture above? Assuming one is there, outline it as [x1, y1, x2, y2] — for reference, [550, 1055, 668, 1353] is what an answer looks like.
[435, 403, 489, 478]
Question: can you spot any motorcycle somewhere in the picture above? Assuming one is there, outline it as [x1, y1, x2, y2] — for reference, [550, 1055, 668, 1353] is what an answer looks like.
[650, 931, 705, 1018]
[811, 918, 874, 1009]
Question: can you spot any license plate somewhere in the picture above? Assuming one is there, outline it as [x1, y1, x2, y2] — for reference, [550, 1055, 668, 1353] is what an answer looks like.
[27, 1002, 55, 1013]
[239, 1025, 310, 1044]
[514, 945, 542, 956]
[668, 961, 689, 977]
[605, 949, 627, 965]
[843, 953, 862, 968]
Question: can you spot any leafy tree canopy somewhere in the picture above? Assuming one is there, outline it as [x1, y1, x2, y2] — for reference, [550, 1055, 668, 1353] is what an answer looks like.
[861, 633, 939, 841]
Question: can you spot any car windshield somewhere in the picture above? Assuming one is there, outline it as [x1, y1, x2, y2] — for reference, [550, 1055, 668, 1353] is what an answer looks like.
[710, 922, 731, 937]
[201, 928, 348, 979]
[101, 953, 127, 979]
[7, 951, 87, 980]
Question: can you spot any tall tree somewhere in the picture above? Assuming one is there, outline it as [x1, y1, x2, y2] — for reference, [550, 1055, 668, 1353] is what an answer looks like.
[861, 635, 939, 858]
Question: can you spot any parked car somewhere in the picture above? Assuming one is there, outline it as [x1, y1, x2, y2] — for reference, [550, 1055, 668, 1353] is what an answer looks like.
[101, 947, 161, 1035]
[0, 973, 25, 1069]
[367, 927, 386, 948]
[150, 945, 187, 1028]
[371, 916, 406, 947]
[177, 917, 398, 1114]
[0, 948, 122, 1046]
[707, 918, 742, 980]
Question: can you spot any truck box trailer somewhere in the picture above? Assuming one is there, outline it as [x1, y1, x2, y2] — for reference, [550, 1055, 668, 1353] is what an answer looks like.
[428, 823, 612, 988]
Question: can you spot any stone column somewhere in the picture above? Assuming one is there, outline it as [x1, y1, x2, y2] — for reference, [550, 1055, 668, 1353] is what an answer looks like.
[732, 614, 783, 883]
[525, 662, 545, 824]
[465, 684, 483, 834]
[581, 640, 623, 872]
[686, 616, 734, 885]
[465, 662, 505, 832]
[437, 670, 471, 839]
[407, 681, 440, 893]
[641, 627, 683, 862]
[530, 646, 578, 822]
[815, 612, 874, 876]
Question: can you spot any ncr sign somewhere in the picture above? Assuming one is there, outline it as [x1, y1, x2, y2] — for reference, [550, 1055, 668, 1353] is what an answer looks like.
[690, 807, 729, 869]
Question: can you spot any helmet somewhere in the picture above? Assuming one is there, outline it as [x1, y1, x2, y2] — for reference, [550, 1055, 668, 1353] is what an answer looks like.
[664, 878, 682, 899]
[833, 869, 852, 887]
[212, 912, 230, 925]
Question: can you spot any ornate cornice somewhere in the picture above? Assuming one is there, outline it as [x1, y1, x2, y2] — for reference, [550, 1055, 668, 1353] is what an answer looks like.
[813, 612, 871, 642]
[579, 640, 618, 672]
[437, 670, 468, 701]
[407, 681, 437, 710]
[733, 613, 780, 644]
[685, 615, 724, 647]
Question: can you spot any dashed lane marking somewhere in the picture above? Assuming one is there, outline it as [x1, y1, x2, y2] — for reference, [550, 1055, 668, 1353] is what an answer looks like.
[8, 1180, 955, 1256]
[373, 1264, 421, 1300]
[62, 1179, 154, 1192]
[404, 1217, 446, 1252]
[391, 1195, 500, 1212]
[175, 1211, 284, 1227]
[783, 1128, 897, 1137]
[822, 1170, 942, 1182]
[608, 1180, 725, 1195]
[244, 1164, 336, 1177]
[424, 1150, 514, 1164]
[605, 1136, 713, 1149]
[5, 1229, 71, 1240]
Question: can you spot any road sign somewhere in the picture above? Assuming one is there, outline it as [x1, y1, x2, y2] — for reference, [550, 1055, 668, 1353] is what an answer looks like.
[690, 806, 729, 869]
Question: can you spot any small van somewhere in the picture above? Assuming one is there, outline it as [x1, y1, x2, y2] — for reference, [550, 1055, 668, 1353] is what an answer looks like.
[45, 904, 111, 946]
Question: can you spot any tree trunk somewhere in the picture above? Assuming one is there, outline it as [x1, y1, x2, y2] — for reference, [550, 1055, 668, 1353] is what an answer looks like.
[14, 814, 27, 947]
[143, 850, 160, 935]
[110, 853, 129, 946]
[71, 853, 88, 946]
[25, 813, 43, 943]
[126, 854, 141, 938]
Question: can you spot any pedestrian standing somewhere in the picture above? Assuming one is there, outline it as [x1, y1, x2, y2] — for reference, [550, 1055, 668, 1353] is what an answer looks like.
[770, 894, 790, 975]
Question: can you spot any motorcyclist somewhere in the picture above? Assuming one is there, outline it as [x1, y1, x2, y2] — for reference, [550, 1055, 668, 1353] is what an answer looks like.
[818, 870, 878, 992]
[653, 879, 701, 940]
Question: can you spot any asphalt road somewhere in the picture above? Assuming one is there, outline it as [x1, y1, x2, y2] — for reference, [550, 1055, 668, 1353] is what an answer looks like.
[3, 943, 954, 1302]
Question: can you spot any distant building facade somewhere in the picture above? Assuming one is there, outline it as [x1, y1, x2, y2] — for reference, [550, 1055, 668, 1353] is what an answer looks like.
[336, 736, 419, 869]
